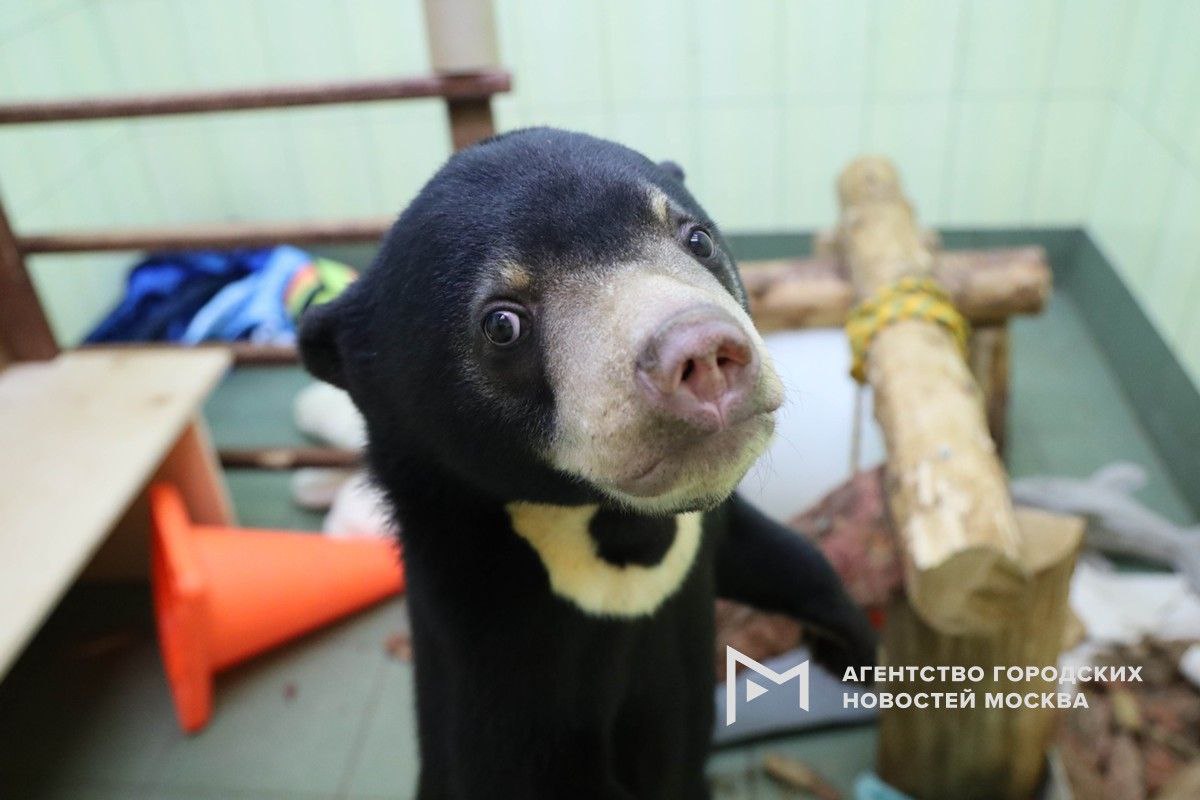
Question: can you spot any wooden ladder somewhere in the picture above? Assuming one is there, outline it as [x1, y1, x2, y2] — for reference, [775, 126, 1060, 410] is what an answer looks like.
[0, 0, 508, 677]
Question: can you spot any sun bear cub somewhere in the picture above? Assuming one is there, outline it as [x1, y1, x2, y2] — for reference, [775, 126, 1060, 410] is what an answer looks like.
[300, 128, 875, 799]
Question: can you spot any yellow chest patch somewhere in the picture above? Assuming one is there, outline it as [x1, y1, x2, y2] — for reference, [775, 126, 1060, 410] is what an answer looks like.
[505, 502, 703, 617]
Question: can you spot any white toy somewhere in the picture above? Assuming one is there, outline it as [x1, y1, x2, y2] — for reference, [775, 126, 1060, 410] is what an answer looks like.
[1011, 462, 1200, 594]
[291, 382, 395, 539]
[737, 329, 886, 519]
[293, 381, 366, 450]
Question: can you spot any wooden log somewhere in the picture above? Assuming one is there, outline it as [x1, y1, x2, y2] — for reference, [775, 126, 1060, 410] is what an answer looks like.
[835, 156, 1025, 636]
[934, 248, 1050, 324]
[815, 227, 941, 260]
[0, 72, 511, 124]
[743, 255, 852, 329]
[877, 508, 1083, 800]
[969, 324, 1011, 454]
[741, 247, 1050, 333]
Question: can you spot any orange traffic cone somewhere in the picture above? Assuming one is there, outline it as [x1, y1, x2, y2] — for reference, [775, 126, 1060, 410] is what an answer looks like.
[149, 482, 404, 733]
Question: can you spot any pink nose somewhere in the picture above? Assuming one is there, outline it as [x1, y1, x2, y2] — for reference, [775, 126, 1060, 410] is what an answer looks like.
[636, 306, 759, 431]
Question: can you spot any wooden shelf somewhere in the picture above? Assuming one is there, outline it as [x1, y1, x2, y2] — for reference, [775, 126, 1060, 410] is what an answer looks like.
[0, 348, 230, 677]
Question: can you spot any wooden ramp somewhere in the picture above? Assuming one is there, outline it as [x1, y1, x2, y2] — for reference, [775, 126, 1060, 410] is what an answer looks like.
[0, 347, 231, 677]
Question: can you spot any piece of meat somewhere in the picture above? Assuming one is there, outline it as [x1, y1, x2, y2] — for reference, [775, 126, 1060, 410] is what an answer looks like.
[714, 468, 901, 680]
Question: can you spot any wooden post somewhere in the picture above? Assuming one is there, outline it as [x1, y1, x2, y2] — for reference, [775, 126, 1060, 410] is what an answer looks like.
[877, 508, 1083, 800]
[83, 418, 233, 581]
[836, 156, 1024, 636]
[834, 157, 1079, 799]
[156, 416, 235, 526]
[446, 98, 497, 151]
[424, 0, 499, 150]
[968, 324, 1010, 454]
[0, 197, 57, 361]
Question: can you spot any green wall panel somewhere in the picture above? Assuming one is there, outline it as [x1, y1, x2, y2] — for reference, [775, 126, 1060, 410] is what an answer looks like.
[0, 0, 1193, 395]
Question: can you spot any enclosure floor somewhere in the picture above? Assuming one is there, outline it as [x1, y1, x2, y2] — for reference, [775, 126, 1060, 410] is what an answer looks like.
[0, 291, 1193, 799]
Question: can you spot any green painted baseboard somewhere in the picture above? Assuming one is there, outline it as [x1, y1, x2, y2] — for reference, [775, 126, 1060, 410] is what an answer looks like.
[1059, 232, 1200, 518]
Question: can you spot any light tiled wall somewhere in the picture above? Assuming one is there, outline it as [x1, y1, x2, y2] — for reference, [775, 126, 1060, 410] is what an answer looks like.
[0, 0, 1194, 383]
[1086, 1, 1200, 385]
[0, 0, 450, 344]
[493, 0, 1123, 232]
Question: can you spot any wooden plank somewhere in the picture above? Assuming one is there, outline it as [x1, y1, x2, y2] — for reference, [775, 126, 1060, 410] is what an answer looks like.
[229, 342, 300, 365]
[218, 446, 360, 470]
[0, 71, 511, 124]
[18, 215, 394, 254]
[83, 342, 298, 367]
[0, 198, 58, 359]
[76, 342, 298, 369]
[83, 417, 234, 581]
[158, 417, 235, 526]
[0, 347, 230, 677]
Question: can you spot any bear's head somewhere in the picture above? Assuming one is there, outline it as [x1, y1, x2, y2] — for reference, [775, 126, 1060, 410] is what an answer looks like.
[300, 128, 783, 515]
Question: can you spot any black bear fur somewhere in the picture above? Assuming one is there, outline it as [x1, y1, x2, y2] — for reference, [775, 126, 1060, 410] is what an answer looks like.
[300, 128, 876, 799]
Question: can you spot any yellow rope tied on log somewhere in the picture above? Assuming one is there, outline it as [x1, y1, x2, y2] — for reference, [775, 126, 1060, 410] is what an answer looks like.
[845, 276, 970, 383]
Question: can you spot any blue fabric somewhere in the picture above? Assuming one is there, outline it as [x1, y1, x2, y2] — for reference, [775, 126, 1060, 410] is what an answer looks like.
[181, 245, 310, 344]
[85, 250, 274, 343]
[86, 247, 313, 344]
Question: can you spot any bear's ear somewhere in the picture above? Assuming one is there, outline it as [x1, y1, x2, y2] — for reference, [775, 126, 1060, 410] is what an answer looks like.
[298, 300, 348, 389]
[658, 160, 686, 183]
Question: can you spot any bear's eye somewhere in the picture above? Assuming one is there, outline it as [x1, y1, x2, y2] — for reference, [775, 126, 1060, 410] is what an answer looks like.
[482, 309, 523, 346]
[686, 226, 715, 259]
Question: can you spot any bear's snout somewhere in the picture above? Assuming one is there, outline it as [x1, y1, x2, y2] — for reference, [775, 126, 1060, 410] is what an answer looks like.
[635, 305, 760, 433]
[543, 243, 782, 512]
